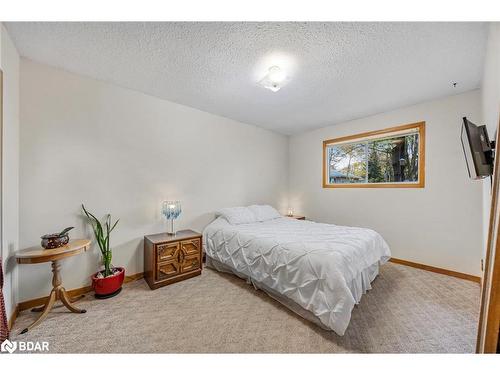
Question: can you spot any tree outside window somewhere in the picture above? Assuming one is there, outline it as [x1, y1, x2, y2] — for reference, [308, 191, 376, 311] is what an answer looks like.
[323, 122, 425, 188]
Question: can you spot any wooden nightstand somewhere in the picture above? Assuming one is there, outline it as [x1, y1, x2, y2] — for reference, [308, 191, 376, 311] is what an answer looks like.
[144, 230, 202, 290]
[287, 215, 306, 220]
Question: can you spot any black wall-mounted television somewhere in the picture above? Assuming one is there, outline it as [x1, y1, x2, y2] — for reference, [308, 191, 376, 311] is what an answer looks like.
[461, 117, 495, 180]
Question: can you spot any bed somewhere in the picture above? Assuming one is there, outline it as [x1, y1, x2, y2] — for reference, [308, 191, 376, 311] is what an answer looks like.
[203, 205, 391, 335]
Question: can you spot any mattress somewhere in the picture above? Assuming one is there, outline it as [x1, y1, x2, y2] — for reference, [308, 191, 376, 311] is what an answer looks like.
[203, 216, 391, 335]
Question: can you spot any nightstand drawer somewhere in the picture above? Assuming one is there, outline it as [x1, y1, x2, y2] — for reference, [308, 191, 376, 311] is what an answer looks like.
[156, 261, 180, 280]
[181, 238, 200, 255]
[180, 254, 201, 273]
[157, 242, 180, 262]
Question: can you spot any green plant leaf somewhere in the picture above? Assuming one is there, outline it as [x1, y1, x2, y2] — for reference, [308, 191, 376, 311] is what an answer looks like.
[83, 204, 106, 255]
[82, 205, 119, 267]
[110, 219, 120, 233]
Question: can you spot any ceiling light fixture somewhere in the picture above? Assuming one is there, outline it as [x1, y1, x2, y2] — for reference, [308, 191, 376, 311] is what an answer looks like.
[259, 66, 287, 92]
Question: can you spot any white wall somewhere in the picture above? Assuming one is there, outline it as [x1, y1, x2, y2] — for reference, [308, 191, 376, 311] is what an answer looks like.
[482, 23, 500, 139]
[481, 23, 500, 258]
[1, 25, 20, 319]
[19, 59, 288, 302]
[289, 90, 483, 276]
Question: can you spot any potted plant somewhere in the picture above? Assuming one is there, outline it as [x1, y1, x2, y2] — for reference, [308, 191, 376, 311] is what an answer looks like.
[82, 204, 125, 299]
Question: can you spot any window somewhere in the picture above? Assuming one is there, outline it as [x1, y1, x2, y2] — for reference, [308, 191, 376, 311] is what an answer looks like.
[323, 122, 425, 188]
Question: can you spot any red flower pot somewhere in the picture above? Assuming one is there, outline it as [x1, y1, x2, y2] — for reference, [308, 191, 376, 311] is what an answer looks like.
[91, 267, 125, 299]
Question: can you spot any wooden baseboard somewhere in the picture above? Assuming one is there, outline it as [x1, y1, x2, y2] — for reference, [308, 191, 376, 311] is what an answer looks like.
[125, 272, 144, 283]
[8, 305, 19, 331]
[389, 257, 481, 283]
[17, 285, 93, 312]
[17, 271, 145, 313]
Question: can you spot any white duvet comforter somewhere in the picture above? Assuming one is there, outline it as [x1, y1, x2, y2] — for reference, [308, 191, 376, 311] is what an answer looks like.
[203, 217, 391, 335]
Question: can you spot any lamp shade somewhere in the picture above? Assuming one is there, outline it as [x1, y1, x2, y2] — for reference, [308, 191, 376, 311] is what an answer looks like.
[162, 200, 181, 220]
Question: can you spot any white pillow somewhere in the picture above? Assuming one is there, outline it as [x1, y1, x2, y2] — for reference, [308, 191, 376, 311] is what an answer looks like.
[248, 205, 282, 222]
[215, 206, 257, 225]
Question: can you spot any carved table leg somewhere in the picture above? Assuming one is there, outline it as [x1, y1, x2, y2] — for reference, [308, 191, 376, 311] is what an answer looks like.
[20, 289, 56, 334]
[60, 287, 87, 313]
[20, 259, 86, 334]
[31, 305, 46, 313]
[69, 294, 86, 303]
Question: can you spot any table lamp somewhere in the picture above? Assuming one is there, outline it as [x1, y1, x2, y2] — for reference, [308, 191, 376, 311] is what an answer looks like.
[162, 200, 181, 235]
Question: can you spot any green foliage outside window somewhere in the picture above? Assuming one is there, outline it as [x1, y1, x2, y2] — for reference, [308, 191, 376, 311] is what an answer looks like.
[327, 133, 419, 184]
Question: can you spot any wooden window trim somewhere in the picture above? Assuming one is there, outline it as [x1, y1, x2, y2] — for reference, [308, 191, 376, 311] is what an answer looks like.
[476, 114, 500, 353]
[322, 121, 426, 188]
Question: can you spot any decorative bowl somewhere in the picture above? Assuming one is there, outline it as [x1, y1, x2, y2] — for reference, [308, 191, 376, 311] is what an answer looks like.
[41, 234, 69, 249]
[41, 227, 74, 249]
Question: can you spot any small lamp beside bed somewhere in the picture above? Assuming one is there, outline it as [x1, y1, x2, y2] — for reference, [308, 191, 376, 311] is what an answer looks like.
[162, 200, 181, 235]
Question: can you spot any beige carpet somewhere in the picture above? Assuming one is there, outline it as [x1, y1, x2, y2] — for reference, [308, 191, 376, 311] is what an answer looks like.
[11, 262, 480, 353]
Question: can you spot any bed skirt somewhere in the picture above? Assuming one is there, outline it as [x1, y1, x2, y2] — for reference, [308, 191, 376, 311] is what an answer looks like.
[206, 256, 380, 333]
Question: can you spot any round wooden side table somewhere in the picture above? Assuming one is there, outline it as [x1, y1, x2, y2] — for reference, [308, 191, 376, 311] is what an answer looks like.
[16, 239, 91, 334]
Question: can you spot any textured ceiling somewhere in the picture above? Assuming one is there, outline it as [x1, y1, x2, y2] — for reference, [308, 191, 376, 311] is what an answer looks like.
[5, 22, 488, 135]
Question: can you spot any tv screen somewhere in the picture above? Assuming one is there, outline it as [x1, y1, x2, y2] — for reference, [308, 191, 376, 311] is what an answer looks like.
[461, 117, 494, 179]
